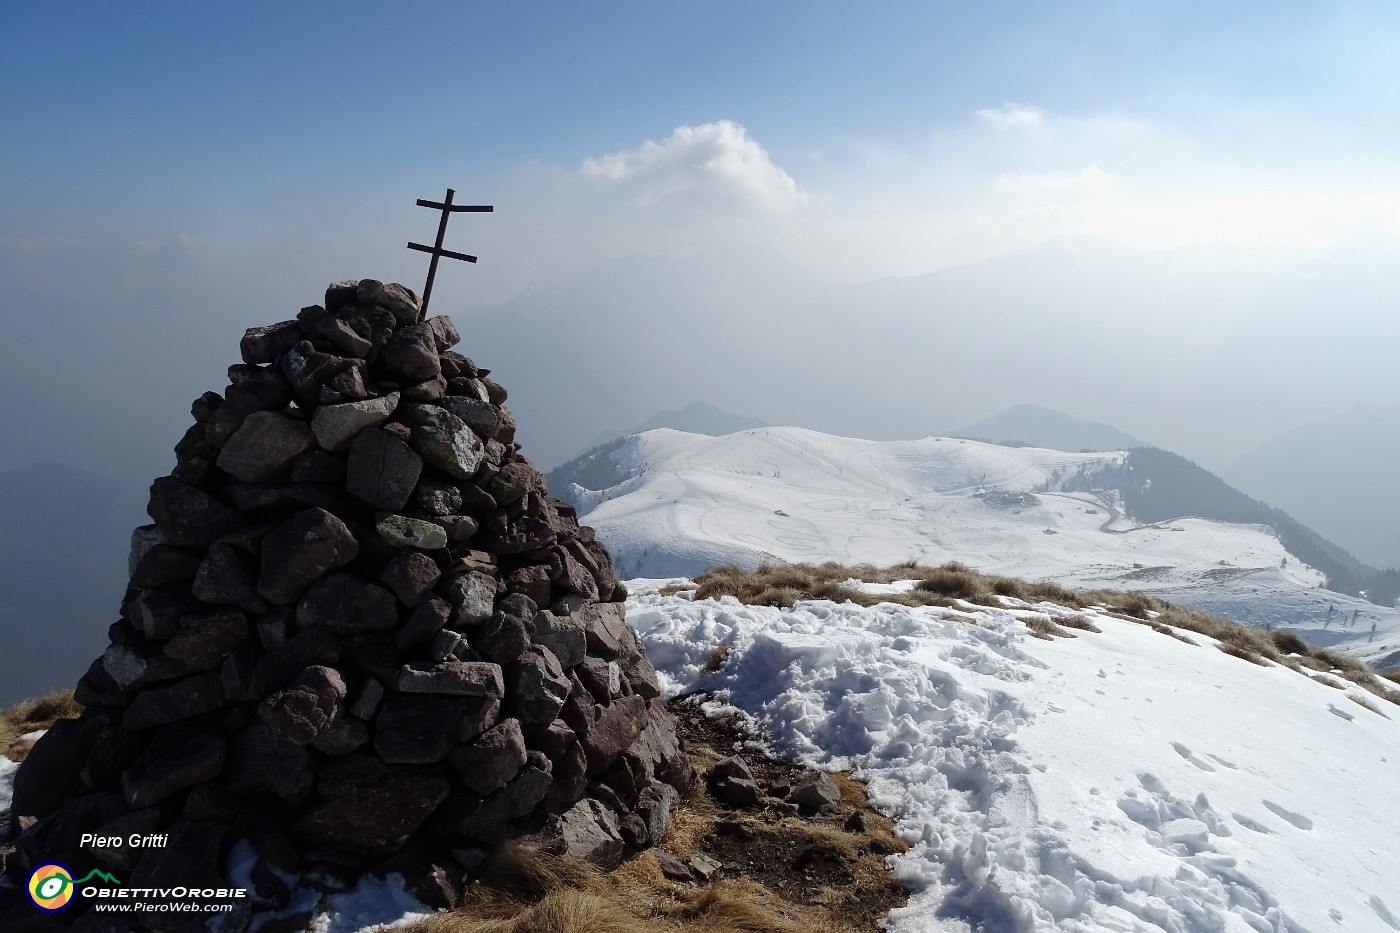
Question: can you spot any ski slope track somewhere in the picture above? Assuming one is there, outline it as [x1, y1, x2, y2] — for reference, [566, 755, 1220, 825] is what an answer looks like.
[566, 428, 1400, 665]
[629, 582, 1400, 933]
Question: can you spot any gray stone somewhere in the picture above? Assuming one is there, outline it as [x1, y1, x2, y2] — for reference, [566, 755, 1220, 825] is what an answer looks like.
[454, 764, 552, 842]
[318, 317, 374, 357]
[216, 411, 317, 483]
[414, 479, 463, 515]
[430, 629, 466, 662]
[130, 588, 196, 640]
[460, 695, 502, 741]
[130, 544, 203, 588]
[628, 698, 694, 791]
[310, 391, 399, 452]
[257, 507, 360, 604]
[396, 596, 451, 649]
[346, 427, 423, 512]
[258, 665, 346, 745]
[540, 726, 589, 812]
[241, 320, 303, 364]
[374, 694, 466, 764]
[706, 756, 761, 808]
[789, 772, 842, 811]
[121, 732, 227, 809]
[508, 645, 572, 725]
[376, 512, 448, 550]
[398, 660, 504, 697]
[403, 373, 448, 402]
[506, 564, 552, 607]
[349, 678, 384, 720]
[577, 658, 621, 705]
[476, 609, 530, 666]
[163, 608, 249, 670]
[192, 542, 261, 607]
[327, 363, 369, 401]
[582, 695, 648, 774]
[381, 323, 441, 382]
[579, 602, 630, 662]
[310, 717, 370, 756]
[147, 477, 242, 548]
[401, 403, 486, 480]
[103, 642, 187, 690]
[128, 524, 165, 577]
[531, 610, 586, 668]
[249, 626, 342, 699]
[297, 572, 399, 635]
[440, 571, 496, 627]
[280, 340, 348, 406]
[380, 550, 442, 606]
[653, 850, 695, 884]
[292, 755, 449, 857]
[438, 397, 501, 438]
[228, 721, 317, 802]
[123, 672, 225, 730]
[357, 280, 421, 325]
[425, 315, 459, 350]
[450, 718, 527, 795]
[559, 798, 625, 869]
[430, 514, 480, 542]
[637, 781, 680, 847]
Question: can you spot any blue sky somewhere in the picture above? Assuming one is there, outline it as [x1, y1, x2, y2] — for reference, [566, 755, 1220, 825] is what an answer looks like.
[3, 0, 1400, 477]
[6, 1, 1398, 248]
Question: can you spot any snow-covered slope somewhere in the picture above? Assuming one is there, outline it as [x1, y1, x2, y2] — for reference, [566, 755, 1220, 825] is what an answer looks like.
[630, 580, 1400, 933]
[563, 428, 1400, 665]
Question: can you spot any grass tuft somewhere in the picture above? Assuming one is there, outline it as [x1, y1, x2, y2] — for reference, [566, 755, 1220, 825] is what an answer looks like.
[683, 561, 1400, 707]
[1, 688, 82, 762]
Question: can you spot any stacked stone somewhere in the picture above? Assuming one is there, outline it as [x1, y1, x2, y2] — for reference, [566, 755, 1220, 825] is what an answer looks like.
[5, 279, 692, 923]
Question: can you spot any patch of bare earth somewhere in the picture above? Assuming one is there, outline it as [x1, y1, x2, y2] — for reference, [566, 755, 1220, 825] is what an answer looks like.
[401, 695, 910, 933]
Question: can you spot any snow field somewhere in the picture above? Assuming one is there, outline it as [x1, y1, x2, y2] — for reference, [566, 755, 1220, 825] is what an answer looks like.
[571, 427, 1400, 664]
[626, 582, 1400, 933]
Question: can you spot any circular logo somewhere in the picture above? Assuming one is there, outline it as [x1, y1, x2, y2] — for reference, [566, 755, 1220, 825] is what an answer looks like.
[27, 863, 76, 912]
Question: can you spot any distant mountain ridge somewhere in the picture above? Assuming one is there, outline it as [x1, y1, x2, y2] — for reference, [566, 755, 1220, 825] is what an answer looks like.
[1224, 404, 1400, 571]
[953, 403, 1141, 452]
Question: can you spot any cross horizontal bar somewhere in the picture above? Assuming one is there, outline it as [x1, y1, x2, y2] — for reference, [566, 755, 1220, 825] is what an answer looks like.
[407, 242, 478, 263]
[415, 200, 494, 212]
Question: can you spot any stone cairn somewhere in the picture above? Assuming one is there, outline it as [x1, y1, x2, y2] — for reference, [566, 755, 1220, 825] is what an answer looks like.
[4, 280, 692, 924]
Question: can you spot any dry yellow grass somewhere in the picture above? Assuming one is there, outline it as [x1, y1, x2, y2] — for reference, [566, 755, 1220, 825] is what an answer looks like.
[0, 688, 82, 762]
[398, 845, 811, 933]
[683, 562, 1400, 708]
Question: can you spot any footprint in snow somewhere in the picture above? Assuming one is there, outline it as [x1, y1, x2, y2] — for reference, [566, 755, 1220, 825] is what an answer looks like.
[1261, 800, 1313, 830]
[1371, 896, 1400, 931]
[1327, 703, 1355, 722]
[1171, 742, 1216, 772]
[1232, 813, 1275, 834]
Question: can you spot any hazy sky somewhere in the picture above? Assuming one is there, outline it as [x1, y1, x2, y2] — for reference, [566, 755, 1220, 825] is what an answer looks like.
[4, 1, 1399, 474]
[5, 1, 1400, 699]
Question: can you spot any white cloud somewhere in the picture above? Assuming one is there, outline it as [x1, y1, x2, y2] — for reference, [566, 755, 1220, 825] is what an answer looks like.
[975, 102, 1047, 132]
[580, 120, 807, 213]
[994, 166, 1125, 196]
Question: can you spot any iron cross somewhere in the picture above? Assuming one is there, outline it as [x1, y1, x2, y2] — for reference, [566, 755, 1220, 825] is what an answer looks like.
[407, 188, 493, 315]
